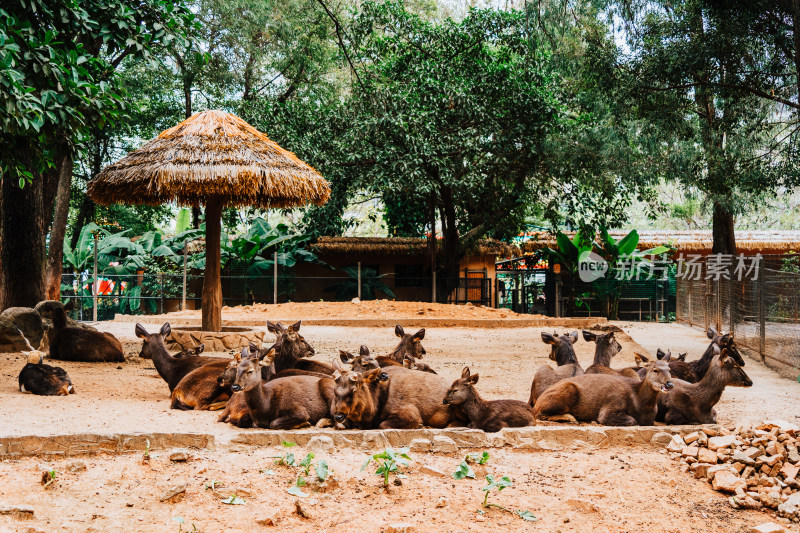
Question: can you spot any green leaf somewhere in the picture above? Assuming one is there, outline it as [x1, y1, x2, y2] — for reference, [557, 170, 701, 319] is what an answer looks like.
[287, 486, 308, 498]
[315, 460, 329, 481]
[617, 230, 639, 256]
[516, 510, 537, 521]
[452, 461, 475, 480]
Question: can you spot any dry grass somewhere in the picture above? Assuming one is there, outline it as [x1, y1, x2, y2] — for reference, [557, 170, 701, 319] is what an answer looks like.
[312, 236, 518, 257]
[88, 110, 330, 208]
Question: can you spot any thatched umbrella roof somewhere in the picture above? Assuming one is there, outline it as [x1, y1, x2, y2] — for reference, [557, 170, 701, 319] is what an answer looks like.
[88, 110, 330, 208]
[88, 110, 330, 331]
[311, 236, 519, 257]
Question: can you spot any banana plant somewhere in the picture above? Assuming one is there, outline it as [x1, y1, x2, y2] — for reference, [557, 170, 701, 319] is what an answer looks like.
[541, 230, 594, 275]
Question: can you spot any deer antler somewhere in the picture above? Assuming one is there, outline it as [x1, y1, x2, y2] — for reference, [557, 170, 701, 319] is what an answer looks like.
[15, 327, 36, 352]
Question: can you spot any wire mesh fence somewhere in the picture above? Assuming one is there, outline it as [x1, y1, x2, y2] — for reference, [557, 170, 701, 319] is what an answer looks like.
[59, 270, 494, 321]
[675, 254, 800, 377]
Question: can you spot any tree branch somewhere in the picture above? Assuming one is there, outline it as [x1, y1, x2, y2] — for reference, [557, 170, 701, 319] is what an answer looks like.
[316, 0, 365, 91]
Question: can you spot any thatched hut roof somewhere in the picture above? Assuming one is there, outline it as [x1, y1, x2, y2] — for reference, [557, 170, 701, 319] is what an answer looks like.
[518, 230, 800, 256]
[87, 110, 330, 208]
[311, 236, 518, 257]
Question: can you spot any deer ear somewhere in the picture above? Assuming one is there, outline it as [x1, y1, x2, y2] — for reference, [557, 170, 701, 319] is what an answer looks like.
[582, 330, 597, 342]
[413, 328, 425, 341]
[541, 332, 558, 345]
[196, 343, 205, 355]
[395, 325, 405, 337]
[260, 348, 276, 364]
[461, 367, 471, 379]
[707, 326, 718, 340]
[712, 344, 721, 356]
[234, 351, 242, 363]
[290, 320, 302, 332]
[359, 345, 370, 356]
[134, 323, 148, 339]
[266, 321, 278, 333]
[363, 368, 382, 383]
[569, 331, 579, 344]
[655, 348, 665, 360]
[403, 358, 413, 368]
[241, 346, 251, 359]
[663, 350, 672, 362]
[339, 350, 352, 363]
[160, 322, 171, 338]
[635, 353, 649, 366]
[333, 358, 345, 371]
[678, 352, 687, 361]
[467, 373, 479, 385]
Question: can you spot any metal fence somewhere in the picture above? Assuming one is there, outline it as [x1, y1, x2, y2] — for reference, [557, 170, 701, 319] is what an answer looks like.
[676, 254, 800, 377]
[59, 270, 493, 321]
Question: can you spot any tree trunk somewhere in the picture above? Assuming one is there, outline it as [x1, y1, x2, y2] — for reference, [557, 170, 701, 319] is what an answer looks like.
[711, 202, 736, 255]
[793, 0, 800, 105]
[0, 170, 47, 310]
[44, 153, 74, 300]
[202, 198, 223, 331]
[71, 195, 95, 249]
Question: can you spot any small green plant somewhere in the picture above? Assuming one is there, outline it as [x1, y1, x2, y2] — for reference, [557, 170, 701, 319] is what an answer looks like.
[275, 452, 296, 466]
[41, 469, 57, 488]
[479, 475, 537, 522]
[281, 441, 296, 448]
[299, 453, 315, 476]
[481, 475, 513, 508]
[453, 461, 475, 480]
[466, 451, 490, 464]
[172, 517, 199, 532]
[362, 447, 412, 487]
[287, 476, 309, 497]
[142, 439, 151, 463]
[315, 459, 329, 482]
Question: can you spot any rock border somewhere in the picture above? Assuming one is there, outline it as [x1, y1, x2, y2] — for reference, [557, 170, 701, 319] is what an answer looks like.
[0, 424, 711, 459]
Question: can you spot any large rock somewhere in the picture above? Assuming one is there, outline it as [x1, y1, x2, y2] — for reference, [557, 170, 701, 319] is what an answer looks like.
[712, 470, 747, 493]
[778, 492, 800, 519]
[0, 307, 43, 351]
[707, 435, 739, 451]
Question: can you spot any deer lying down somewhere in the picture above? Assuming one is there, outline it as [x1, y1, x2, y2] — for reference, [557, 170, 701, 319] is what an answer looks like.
[19, 350, 75, 396]
[529, 331, 583, 405]
[267, 320, 335, 375]
[632, 349, 698, 383]
[443, 367, 535, 432]
[231, 347, 336, 430]
[657, 347, 753, 425]
[330, 367, 390, 429]
[533, 359, 673, 426]
[688, 327, 746, 380]
[136, 323, 229, 392]
[340, 344, 436, 374]
[582, 330, 638, 378]
[49, 304, 125, 363]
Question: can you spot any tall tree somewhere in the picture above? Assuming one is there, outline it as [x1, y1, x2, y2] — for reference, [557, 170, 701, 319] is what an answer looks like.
[0, 0, 196, 309]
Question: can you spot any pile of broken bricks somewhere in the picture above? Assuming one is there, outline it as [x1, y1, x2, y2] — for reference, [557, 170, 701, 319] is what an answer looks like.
[664, 420, 800, 523]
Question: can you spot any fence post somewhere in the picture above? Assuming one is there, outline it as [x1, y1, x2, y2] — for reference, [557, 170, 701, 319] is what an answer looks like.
[758, 259, 765, 363]
[432, 270, 437, 304]
[93, 233, 98, 322]
[160, 272, 164, 314]
[357, 261, 362, 300]
[273, 250, 278, 305]
[182, 244, 188, 311]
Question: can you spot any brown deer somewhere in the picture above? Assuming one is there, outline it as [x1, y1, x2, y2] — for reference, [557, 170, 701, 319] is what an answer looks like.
[339, 345, 383, 373]
[330, 367, 389, 429]
[688, 327, 745, 379]
[231, 347, 336, 429]
[48, 304, 125, 363]
[375, 366, 465, 429]
[582, 330, 638, 378]
[533, 359, 674, 426]
[267, 320, 334, 374]
[170, 359, 235, 411]
[443, 367, 535, 432]
[528, 331, 583, 405]
[656, 348, 697, 382]
[135, 323, 229, 392]
[657, 346, 753, 424]
[139, 343, 205, 360]
[402, 354, 437, 374]
[386, 325, 426, 363]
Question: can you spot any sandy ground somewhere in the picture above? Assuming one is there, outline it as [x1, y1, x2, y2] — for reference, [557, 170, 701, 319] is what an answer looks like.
[1, 321, 799, 438]
[0, 444, 789, 533]
[2, 316, 800, 531]
[151, 300, 536, 321]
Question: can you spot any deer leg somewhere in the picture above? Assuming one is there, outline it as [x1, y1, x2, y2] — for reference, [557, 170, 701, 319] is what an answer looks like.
[315, 418, 334, 428]
[598, 409, 636, 426]
[379, 407, 423, 429]
[206, 401, 229, 411]
[270, 408, 312, 430]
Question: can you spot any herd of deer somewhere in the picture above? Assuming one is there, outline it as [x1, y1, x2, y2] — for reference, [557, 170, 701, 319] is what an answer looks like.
[16, 302, 753, 432]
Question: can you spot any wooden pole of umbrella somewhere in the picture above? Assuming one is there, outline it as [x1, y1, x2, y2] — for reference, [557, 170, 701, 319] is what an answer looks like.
[202, 197, 224, 331]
